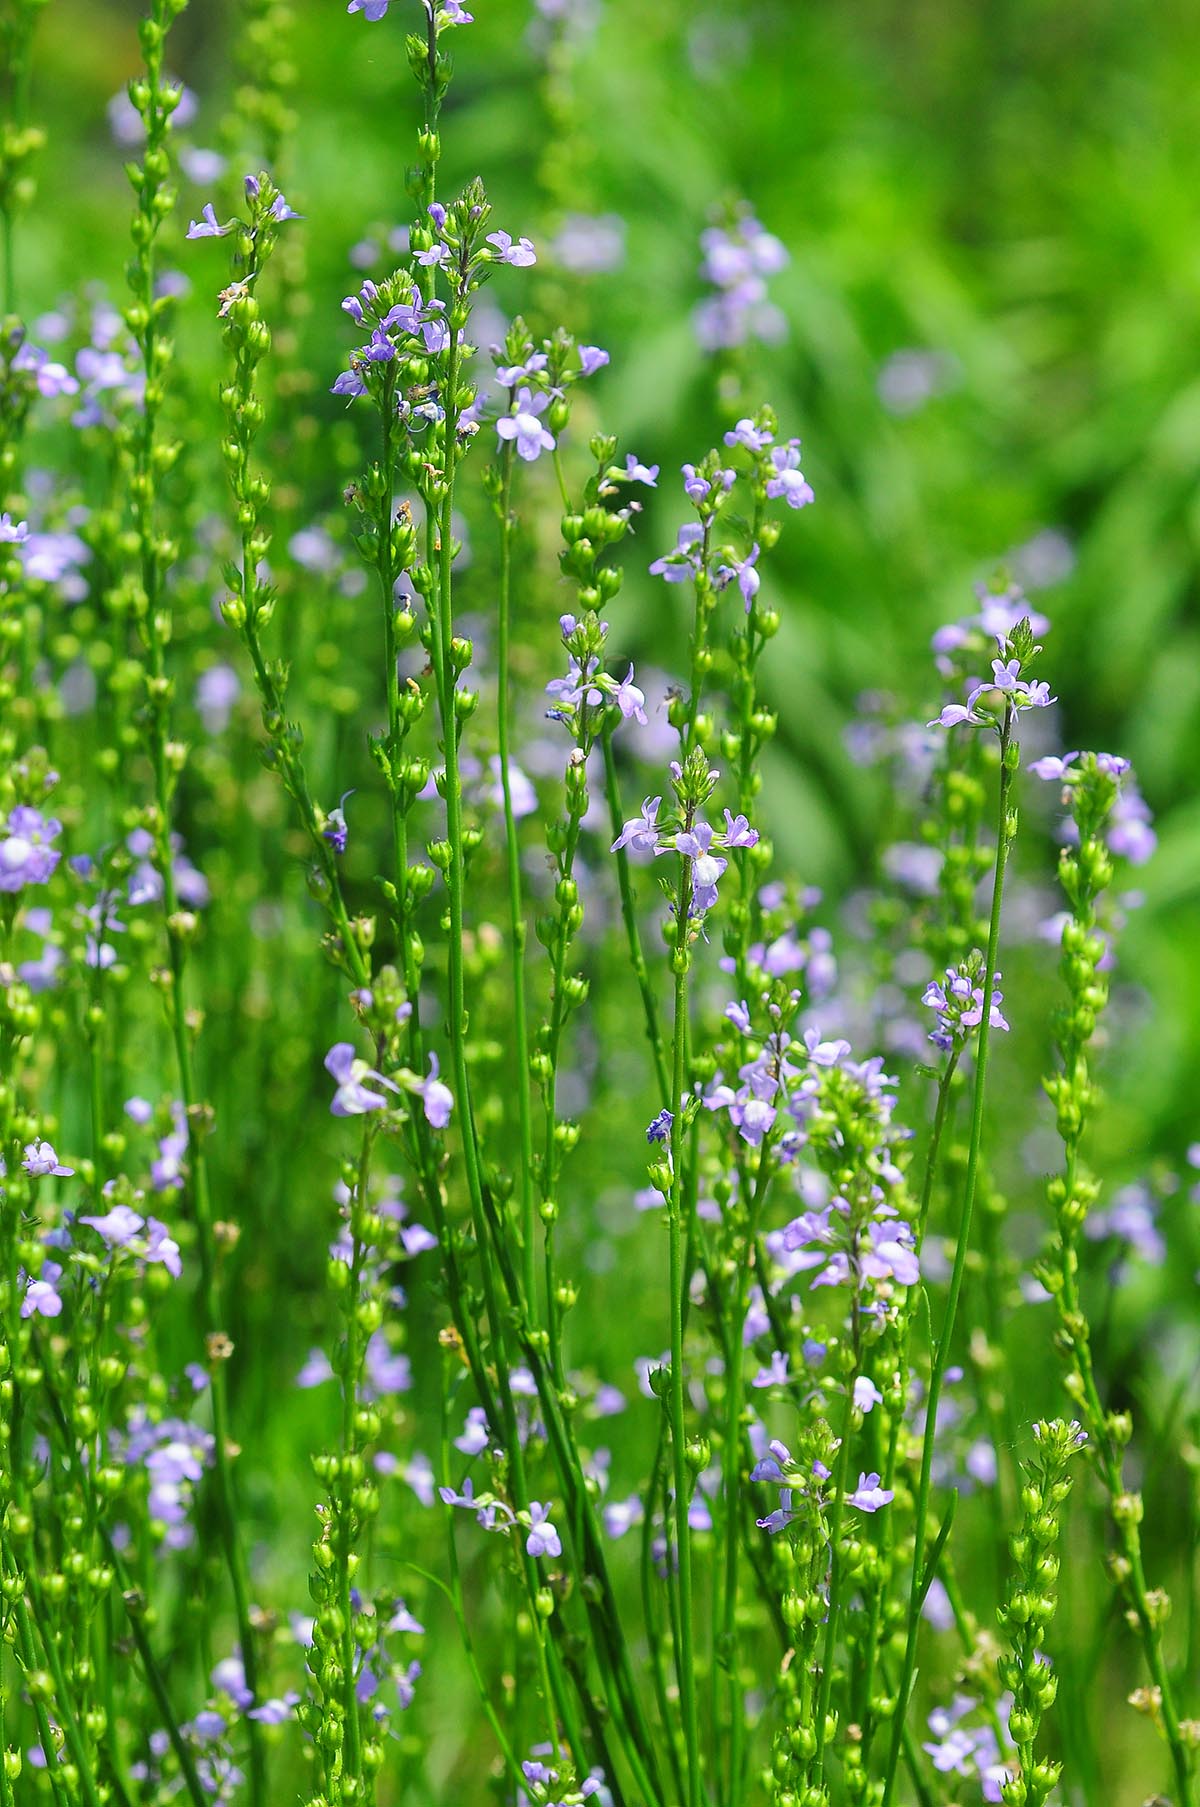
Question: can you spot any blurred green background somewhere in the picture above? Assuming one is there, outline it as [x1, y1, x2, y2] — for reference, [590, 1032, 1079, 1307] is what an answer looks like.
[10, 0, 1200, 1797]
[24, 0, 1200, 1116]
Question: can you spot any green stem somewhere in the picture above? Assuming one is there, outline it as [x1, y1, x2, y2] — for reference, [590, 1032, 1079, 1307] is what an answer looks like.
[813, 1353, 860, 1769]
[881, 708, 1016, 1807]
[495, 441, 539, 1312]
[719, 1147, 770, 1804]
[667, 857, 700, 1807]
[601, 728, 670, 1099]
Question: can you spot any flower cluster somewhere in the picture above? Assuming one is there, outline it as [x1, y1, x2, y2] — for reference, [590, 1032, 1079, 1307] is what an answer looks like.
[921, 952, 1011, 1051]
[693, 203, 789, 351]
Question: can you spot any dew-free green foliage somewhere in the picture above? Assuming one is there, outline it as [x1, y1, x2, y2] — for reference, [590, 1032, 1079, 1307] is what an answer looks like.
[1, 2, 1198, 1805]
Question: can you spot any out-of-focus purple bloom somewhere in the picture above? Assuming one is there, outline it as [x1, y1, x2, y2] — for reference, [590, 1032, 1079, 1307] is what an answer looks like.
[14, 342, 80, 398]
[347, 0, 390, 17]
[247, 1694, 299, 1726]
[364, 1332, 412, 1397]
[550, 211, 625, 273]
[179, 146, 227, 185]
[455, 1406, 489, 1456]
[695, 209, 788, 350]
[751, 1350, 790, 1389]
[296, 1349, 335, 1388]
[578, 343, 608, 375]
[195, 663, 241, 734]
[21, 1264, 64, 1319]
[0, 806, 62, 891]
[79, 1203, 144, 1248]
[854, 1376, 883, 1413]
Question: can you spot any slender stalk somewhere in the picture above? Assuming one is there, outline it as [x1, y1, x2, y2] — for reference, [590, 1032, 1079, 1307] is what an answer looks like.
[495, 441, 538, 1310]
[667, 854, 700, 1807]
[601, 727, 670, 1099]
[124, 10, 263, 1796]
[719, 1146, 770, 1803]
[881, 707, 1017, 1807]
[813, 1349, 860, 1768]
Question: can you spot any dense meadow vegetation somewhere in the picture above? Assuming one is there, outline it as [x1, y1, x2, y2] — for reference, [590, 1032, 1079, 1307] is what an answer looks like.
[1, 1, 1198, 1804]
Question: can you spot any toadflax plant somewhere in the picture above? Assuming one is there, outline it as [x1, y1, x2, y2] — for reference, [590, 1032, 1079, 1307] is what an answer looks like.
[0, 2, 1196, 1806]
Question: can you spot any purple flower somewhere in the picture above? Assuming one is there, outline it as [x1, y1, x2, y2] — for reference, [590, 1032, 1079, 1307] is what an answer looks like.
[847, 1471, 894, 1513]
[455, 1406, 489, 1456]
[495, 350, 548, 385]
[417, 1053, 453, 1129]
[268, 193, 302, 224]
[676, 819, 727, 911]
[324, 1043, 399, 1116]
[579, 344, 610, 376]
[854, 1375, 883, 1413]
[185, 203, 230, 241]
[323, 791, 354, 855]
[930, 658, 1057, 730]
[22, 1140, 73, 1178]
[756, 1488, 797, 1535]
[365, 1331, 412, 1397]
[645, 1108, 673, 1143]
[622, 454, 658, 485]
[21, 1264, 64, 1319]
[722, 810, 758, 848]
[860, 1219, 920, 1288]
[765, 442, 814, 509]
[612, 795, 662, 854]
[751, 1350, 790, 1389]
[0, 513, 28, 542]
[496, 386, 555, 462]
[144, 1218, 182, 1278]
[526, 1501, 562, 1558]
[332, 365, 367, 400]
[296, 1349, 335, 1388]
[724, 418, 774, 452]
[79, 1203, 144, 1247]
[649, 520, 704, 582]
[612, 665, 647, 724]
[487, 229, 537, 268]
[0, 806, 62, 891]
[347, 0, 390, 16]
[715, 542, 761, 610]
[247, 1694, 299, 1726]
